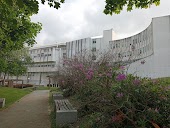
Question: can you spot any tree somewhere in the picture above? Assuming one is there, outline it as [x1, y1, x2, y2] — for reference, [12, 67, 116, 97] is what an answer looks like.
[41, 0, 160, 15]
[104, 0, 160, 15]
[40, 0, 160, 15]
[0, 47, 32, 85]
[0, 0, 42, 52]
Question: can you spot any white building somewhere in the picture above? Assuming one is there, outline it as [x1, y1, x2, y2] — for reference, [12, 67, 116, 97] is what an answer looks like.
[10, 15, 170, 85]
[65, 15, 170, 78]
[18, 43, 66, 86]
[66, 29, 115, 60]
[110, 15, 170, 78]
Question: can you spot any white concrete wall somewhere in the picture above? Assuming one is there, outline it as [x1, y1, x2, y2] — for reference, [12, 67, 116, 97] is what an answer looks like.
[66, 29, 115, 59]
[102, 29, 114, 52]
[127, 15, 170, 78]
[110, 22, 153, 63]
[66, 38, 91, 58]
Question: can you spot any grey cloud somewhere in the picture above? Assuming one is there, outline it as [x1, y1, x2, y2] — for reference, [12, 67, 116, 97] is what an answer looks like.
[31, 0, 170, 46]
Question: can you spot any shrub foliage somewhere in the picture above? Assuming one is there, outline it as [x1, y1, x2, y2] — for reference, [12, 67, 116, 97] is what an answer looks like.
[56, 52, 170, 128]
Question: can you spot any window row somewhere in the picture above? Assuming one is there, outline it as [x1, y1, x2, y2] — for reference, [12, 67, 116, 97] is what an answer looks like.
[33, 54, 52, 58]
[116, 44, 153, 58]
[30, 48, 54, 54]
[29, 64, 55, 67]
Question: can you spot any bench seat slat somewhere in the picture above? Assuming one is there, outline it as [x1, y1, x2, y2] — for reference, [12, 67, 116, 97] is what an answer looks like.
[65, 100, 73, 110]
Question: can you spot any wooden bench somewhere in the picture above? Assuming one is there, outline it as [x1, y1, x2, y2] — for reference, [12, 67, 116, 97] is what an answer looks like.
[0, 98, 5, 108]
[52, 93, 63, 100]
[55, 99, 77, 125]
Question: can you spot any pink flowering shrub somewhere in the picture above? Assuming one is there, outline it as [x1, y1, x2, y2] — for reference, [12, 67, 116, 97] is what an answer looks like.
[56, 52, 170, 128]
[116, 73, 126, 81]
[57, 51, 119, 95]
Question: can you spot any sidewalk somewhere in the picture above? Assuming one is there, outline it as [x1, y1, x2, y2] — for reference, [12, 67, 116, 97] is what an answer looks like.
[0, 90, 50, 128]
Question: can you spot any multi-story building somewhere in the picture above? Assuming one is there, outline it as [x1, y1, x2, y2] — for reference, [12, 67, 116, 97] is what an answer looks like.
[18, 43, 66, 86]
[110, 15, 170, 78]
[66, 15, 170, 78]
[10, 15, 170, 85]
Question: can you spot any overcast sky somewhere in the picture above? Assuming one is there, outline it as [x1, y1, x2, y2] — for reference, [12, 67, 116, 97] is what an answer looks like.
[31, 0, 170, 46]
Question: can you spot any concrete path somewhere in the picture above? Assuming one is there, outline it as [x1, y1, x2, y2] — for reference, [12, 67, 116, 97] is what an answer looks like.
[0, 90, 50, 128]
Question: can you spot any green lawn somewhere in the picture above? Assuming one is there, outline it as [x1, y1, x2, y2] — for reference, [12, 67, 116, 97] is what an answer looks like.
[0, 87, 32, 109]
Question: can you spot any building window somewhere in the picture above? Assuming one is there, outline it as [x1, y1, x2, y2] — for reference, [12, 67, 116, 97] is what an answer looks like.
[92, 48, 96, 52]
[93, 40, 96, 44]
[78, 40, 80, 51]
[81, 39, 83, 52]
[139, 49, 142, 54]
[92, 55, 96, 60]
[131, 45, 135, 51]
[63, 53, 66, 59]
[118, 53, 121, 58]
[41, 53, 44, 57]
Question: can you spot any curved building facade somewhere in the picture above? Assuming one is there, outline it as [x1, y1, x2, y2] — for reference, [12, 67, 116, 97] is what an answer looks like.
[110, 15, 170, 78]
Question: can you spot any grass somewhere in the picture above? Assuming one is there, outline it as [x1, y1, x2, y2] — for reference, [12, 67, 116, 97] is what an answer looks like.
[0, 87, 32, 109]
[49, 91, 57, 128]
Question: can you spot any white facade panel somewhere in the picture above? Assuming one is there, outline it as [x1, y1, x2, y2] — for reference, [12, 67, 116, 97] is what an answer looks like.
[127, 15, 170, 78]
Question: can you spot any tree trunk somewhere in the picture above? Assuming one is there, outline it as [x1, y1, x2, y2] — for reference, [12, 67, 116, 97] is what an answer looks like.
[3, 73, 6, 86]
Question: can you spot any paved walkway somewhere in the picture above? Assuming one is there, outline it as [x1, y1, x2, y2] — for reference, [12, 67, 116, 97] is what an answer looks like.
[0, 90, 50, 128]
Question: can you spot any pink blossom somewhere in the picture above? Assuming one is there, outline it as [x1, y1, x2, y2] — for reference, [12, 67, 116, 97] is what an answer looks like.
[152, 79, 158, 84]
[106, 72, 112, 78]
[116, 74, 126, 81]
[86, 74, 92, 80]
[141, 60, 145, 64]
[133, 79, 141, 85]
[116, 92, 124, 98]
[98, 73, 102, 77]
[79, 64, 83, 70]
[85, 68, 94, 80]
[165, 85, 170, 91]
[80, 81, 83, 84]
[112, 114, 124, 122]
[119, 66, 125, 70]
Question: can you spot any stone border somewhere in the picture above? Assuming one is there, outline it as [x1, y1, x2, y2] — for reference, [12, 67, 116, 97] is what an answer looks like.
[0, 98, 5, 108]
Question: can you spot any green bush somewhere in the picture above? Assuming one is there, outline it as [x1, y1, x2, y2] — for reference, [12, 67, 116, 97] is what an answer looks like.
[57, 53, 170, 128]
[73, 75, 170, 128]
